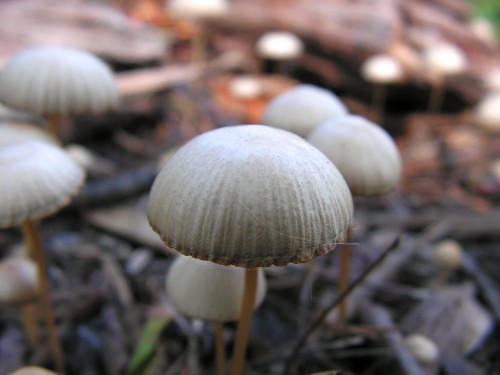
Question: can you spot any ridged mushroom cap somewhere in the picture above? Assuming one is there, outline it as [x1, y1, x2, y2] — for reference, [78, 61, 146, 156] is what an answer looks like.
[0, 256, 39, 306]
[167, 255, 267, 321]
[475, 92, 500, 133]
[0, 46, 118, 116]
[422, 42, 467, 77]
[0, 122, 59, 148]
[168, 0, 229, 19]
[8, 367, 58, 375]
[148, 125, 353, 268]
[261, 84, 348, 138]
[0, 140, 85, 228]
[307, 115, 402, 196]
[360, 54, 403, 84]
[255, 31, 304, 61]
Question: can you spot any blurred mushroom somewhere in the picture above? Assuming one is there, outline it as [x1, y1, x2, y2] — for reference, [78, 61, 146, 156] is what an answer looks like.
[307, 114, 402, 322]
[404, 333, 440, 374]
[0, 121, 59, 148]
[255, 31, 304, 74]
[360, 54, 403, 123]
[8, 367, 58, 375]
[148, 125, 353, 375]
[0, 140, 85, 373]
[432, 239, 463, 285]
[167, 255, 267, 375]
[261, 84, 348, 137]
[0, 46, 119, 139]
[482, 67, 500, 92]
[474, 91, 500, 134]
[422, 42, 467, 116]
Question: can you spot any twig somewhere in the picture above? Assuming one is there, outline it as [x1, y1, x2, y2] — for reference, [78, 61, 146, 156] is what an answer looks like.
[282, 235, 401, 375]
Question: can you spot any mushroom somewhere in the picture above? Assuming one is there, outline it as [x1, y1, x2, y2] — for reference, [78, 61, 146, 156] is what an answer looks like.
[167, 0, 229, 89]
[0, 255, 39, 346]
[0, 121, 59, 148]
[482, 67, 500, 92]
[422, 42, 467, 116]
[255, 31, 304, 74]
[9, 367, 58, 375]
[307, 114, 402, 322]
[360, 54, 403, 123]
[0, 140, 85, 373]
[469, 18, 497, 45]
[261, 84, 348, 137]
[404, 333, 440, 373]
[148, 125, 353, 375]
[474, 91, 500, 134]
[432, 239, 463, 285]
[167, 255, 267, 375]
[0, 46, 119, 139]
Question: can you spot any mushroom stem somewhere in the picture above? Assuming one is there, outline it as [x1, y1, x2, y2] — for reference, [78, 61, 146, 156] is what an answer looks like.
[427, 83, 444, 119]
[337, 228, 353, 324]
[214, 321, 227, 375]
[22, 220, 65, 375]
[46, 114, 60, 139]
[20, 303, 39, 346]
[231, 268, 258, 375]
[372, 84, 387, 124]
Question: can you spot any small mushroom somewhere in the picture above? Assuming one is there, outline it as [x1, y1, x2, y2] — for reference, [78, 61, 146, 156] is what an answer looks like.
[167, 255, 267, 375]
[360, 54, 403, 123]
[0, 46, 119, 139]
[0, 256, 38, 306]
[422, 42, 467, 116]
[261, 84, 348, 137]
[482, 67, 500, 92]
[148, 125, 353, 375]
[474, 91, 500, 134]
[432, 239, 463, 285]
[404, 333, 440, 373]
[255, 31, 304, 73]
[0, 140, 85, 373]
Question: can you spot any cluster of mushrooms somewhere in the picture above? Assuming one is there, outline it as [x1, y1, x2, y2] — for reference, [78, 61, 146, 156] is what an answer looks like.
[1, 0, 497, 374]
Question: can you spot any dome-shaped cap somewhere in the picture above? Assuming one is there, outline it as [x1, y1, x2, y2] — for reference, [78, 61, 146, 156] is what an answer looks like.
[0, 122, 59, 148]
[0, 256, 39, 306]
[404, 334, 440, 365]
[8, 367, 58, 375]
[261, 84, 348, 138]
[255, 31, 304, 61]
[307, 115, 402, 196]
[422, 42, 467, 77]
[0, 140, 85, 228]
[360, 54, 403, 84]
[0, 46, 119, 116]
[168, 0, 229, 19]
[432, 239, 463, 270]
[167, 255, 267, 321]
[148, 125, 353, 268]
[475, 92, 500, 133]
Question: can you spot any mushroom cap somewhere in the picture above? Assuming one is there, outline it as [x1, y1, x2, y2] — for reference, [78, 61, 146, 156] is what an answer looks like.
[404, 334, 440, 365]
[307, 115, 402, 196]
[0, 256, 39, 306]
[422, 42, 467, 77]
[360, 54, 403, 84]
[0, 46, 119, 116]
[0, 122, 59, 148]
[255, 31, 304, 61]
[432, 239, 463, 270]
[168, 0, 229, 19]
[167, 255, 267, 321]
[470, 18, 496, 45]
[0, 140, 85, 228]
[8, 367, 58, 375]
[147, 125, 353, 268]
[483, 67, 500, 92]
[261, 84, 348, 138]
[475, 91, 500, 133]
